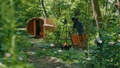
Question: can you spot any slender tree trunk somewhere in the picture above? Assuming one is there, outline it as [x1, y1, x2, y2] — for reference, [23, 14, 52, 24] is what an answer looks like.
[115, 0, 120, 12]
[91, 0, 103, 65]
[87, 0, 90, 16]
[40, 0, 48, 17]
[116, 0, 120, 22]
[91, 0, 103, 28]
[105, 0, 108, 14]
[57, 0, 61, 17]
[118, 0, 120, 11]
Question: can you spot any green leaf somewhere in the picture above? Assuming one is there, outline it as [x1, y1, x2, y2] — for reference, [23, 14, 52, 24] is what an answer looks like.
[115, 42, 120, 46]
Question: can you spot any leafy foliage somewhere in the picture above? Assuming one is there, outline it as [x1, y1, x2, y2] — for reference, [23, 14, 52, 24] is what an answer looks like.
[0, 0, 120, 68]
[0, 0, 34, 67]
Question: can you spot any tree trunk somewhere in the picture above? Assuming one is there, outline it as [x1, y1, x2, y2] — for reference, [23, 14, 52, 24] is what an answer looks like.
[117, 0, 120, 11]
[105, 0, 108, 14]
[115, 0, 120, 12]
[91, 0, 103, 28]
[91, 1, 103, 65]
[56, 0, 61, 17]
[40, 0, 48, 17]
[87, 0, 90, 16]
[118, 0, 120, 22]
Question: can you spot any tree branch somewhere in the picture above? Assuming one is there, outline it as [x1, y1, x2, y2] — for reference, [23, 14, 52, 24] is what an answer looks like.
[40, 0, 48, 17]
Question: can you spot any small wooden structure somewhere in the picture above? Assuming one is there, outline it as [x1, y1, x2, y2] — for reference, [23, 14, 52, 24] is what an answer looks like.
[71, 34, 87, 48]
[26, 17, 56, 38]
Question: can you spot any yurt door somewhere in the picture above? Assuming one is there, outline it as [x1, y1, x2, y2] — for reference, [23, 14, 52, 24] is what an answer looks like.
[33, 20, 41, 37]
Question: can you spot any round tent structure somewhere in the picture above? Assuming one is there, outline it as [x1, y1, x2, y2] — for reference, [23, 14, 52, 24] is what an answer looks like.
[26, 17, 56, 38]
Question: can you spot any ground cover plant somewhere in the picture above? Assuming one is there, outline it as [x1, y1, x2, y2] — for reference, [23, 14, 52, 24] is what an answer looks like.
[0, 0, 120, 68]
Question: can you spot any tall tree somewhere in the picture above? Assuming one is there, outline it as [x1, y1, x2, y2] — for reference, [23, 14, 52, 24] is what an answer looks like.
[117, 0, 120, 11]
[118, 0, 120, 22]
[91, 0, 103, 28]
[40, 0, 48, 17]
[115, 0, 120, 12]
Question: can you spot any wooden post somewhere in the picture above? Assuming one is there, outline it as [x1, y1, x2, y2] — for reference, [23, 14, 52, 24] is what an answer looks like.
[33, 20, 36, 36]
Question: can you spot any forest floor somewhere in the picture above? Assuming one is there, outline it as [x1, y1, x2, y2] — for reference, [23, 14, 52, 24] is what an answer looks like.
[26, 39, 72, 68]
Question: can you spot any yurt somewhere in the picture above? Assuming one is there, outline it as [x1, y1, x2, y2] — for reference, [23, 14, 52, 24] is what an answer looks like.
[26, 17, 56, 38]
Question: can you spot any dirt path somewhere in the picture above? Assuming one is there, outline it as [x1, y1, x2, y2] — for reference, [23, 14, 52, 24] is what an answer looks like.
[27, 55, 70, 68]
[26, 41, 71, 68]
